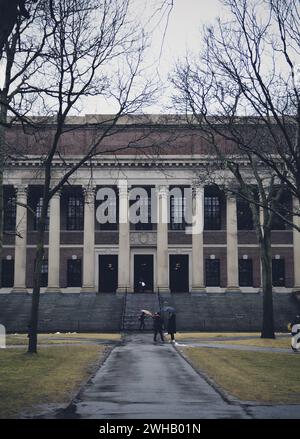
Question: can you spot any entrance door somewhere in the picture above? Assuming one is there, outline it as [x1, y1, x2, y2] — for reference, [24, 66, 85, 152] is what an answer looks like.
[134, 255, 153, 292]
[99, 255, 118, 293]
[1, 259, 14, 287]
[169, 255, 189, 292]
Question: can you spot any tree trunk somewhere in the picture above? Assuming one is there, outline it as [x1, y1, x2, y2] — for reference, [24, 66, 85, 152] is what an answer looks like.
[260, 227, 275, 339]
[0, 101, 7, 288]
[27, 195, 49, 354]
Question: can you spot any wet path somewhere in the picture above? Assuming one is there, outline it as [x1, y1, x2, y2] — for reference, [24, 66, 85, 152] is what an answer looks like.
[58, 333, 250, 419]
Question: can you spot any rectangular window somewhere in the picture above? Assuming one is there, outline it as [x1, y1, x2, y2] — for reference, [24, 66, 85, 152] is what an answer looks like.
[238, 259, 253, 286]
[272, 258, 285, 286]
[67, 195, 84, 230]
[35, 259, 48, 287]
[34, 197, 49, 231]
[204, 196, 221, 230]
[270, 190, 292, 230]
[4, 196, 16, 231]
[67, 259, 82, 287]
[205, 258, 220, 286]
[237, 197, 254, 230]
[170, 192, 186, 230]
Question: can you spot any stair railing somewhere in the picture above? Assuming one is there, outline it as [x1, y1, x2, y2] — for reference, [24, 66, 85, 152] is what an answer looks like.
[121, 290, 127, 331]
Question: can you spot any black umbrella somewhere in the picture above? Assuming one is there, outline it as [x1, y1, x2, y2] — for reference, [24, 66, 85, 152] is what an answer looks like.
[163, 306, 176, 313]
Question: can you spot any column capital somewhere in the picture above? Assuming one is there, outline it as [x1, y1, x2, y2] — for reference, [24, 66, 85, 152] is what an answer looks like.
[118, 186, 129, 197]
[14, 185, 28, 197]
[156, 185, 169, 197]
[293, 195, 300, 212]
[82, 186, 96, 202]
[118, 179, 131, 197]
[50, 188, 62, 199]
[226, 192, 237, 201]
[192, 184, 204, 198]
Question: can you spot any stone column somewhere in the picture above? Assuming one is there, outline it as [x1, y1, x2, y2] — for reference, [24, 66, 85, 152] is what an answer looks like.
[156, 185, 169, 292]
[293, 196, 300, 291]
[191, 185, 206, 292]
[117, 180, 130, 293]
[12, 185, 28, 292]
[46, 191, 61, 292]
[226, 194, 240, 291]
[81, 187, 95, 292]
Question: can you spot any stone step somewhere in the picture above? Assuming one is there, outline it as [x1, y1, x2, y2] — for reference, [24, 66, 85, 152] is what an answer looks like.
[0, 291, 298, 333]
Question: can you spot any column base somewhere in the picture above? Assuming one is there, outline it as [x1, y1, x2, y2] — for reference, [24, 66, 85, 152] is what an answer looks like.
[225, 286, 241, 293]
[116, 286, 131, 293]
[191, 286, 206, 293]
[45, 287, 61, 293]
[11, 287, 28, 293]
[157, 286, 170, 293]
[80, 286, 96, 293]
[292, 289, 300, 302]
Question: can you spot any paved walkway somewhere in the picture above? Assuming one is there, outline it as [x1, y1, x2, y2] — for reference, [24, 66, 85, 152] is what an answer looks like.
[51, 333, 300, 420]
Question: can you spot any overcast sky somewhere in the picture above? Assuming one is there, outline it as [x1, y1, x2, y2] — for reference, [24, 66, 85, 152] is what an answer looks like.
[85, 0, 223, 115]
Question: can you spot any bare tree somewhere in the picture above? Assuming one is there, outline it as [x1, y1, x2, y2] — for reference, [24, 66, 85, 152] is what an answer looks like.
[171, 0, 300, 338]
[0, 2, 55, 286]
[174, 0, 300, 202]
[0, 1, 40, 59]
[2, 0, 172, 353]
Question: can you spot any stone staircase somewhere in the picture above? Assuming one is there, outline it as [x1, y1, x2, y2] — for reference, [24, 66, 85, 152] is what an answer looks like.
[0, 291, 298, 333]
[159, 292, 300, 331]
[122, 293, 161, 331]
[0, 293, 125, 333]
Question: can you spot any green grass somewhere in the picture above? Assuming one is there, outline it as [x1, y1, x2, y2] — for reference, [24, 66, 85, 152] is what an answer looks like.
[181, 347, 300, 404]
[0, 345, 106, 418]
[173, 332, 290, 349]
[174, 332, 289, 341]
[6, 332, 121, 346]
[216, 338, 290, 349]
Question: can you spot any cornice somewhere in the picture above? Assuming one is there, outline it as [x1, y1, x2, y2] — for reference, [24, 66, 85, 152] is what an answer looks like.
[5, 155, 270, 169]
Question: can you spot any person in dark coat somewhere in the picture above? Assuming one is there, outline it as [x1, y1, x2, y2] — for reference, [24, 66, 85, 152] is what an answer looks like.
[138, 311, 146, 330]
[152, 312, 164, 342]
[167, 312, 176, 342]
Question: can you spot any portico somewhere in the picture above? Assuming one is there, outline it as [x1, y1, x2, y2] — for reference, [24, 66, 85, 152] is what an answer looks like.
[1, 175, 296, 294]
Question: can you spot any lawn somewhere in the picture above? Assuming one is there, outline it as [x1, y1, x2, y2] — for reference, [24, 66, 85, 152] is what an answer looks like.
[0, 344, 106, 418]
[181, 347, 300, 404]
[6, 332, 121, 346]
[175, 332, 262, 340]
[173, 332, 290, 349]
[214, 338, 290, 349]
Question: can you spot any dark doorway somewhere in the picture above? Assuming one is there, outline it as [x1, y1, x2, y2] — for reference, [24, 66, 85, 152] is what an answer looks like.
[134, 255, 153, 292]
[169, 255, 189, 292]
[67, 259, 82, 287]
[99, 255, 118, 293]
[1, 259, 14, 287]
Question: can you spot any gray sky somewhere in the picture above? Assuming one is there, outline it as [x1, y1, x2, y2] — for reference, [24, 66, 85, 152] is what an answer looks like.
[84, 0, 223, 114]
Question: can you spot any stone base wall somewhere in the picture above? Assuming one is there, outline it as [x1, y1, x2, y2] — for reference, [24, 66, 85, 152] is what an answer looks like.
[0, 292, 299, 333]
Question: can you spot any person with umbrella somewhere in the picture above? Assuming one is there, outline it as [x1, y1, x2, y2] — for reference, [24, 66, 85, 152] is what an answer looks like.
[167, 310, 176, 343]
[138, 309, 152, 331]
[138, 311, 146, 330]
[163, 306, 176, 343]
[152, 311, 164, 343]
